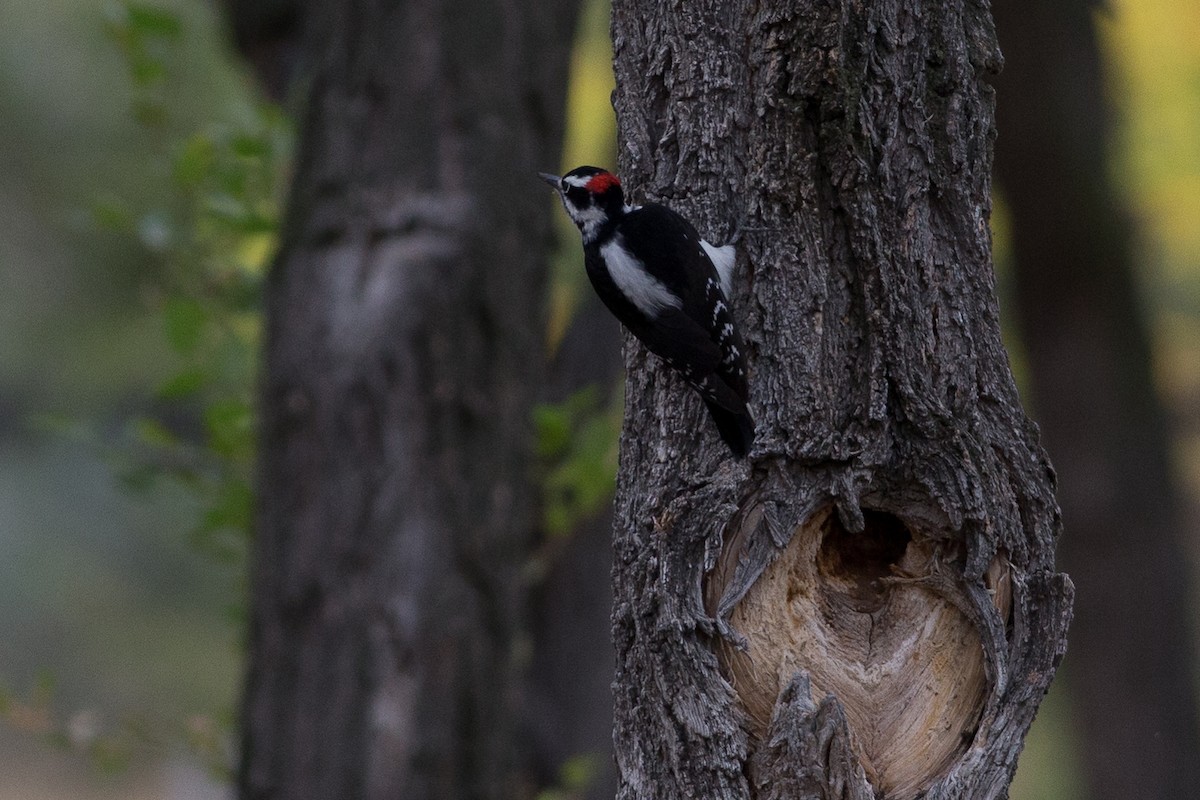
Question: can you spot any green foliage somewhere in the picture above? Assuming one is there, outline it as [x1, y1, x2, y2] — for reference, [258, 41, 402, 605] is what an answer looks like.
[545, 0, 617, 351]
[536, 753, 601, 800]
[1, 2, 292, 777]
[96, 2, 290, 573]
[103, 1, 183, 126]
[536, 0, 622, 546]
[534, 386, 621, 538]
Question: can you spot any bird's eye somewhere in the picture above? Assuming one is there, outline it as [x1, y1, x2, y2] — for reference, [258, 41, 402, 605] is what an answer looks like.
[566, 186, 588, 205]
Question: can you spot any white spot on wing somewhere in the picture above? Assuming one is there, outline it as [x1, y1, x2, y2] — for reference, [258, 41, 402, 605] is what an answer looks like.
[711, 299, 727, 324]
[601, 236, 683, 316]
[700, 240, 737, 297]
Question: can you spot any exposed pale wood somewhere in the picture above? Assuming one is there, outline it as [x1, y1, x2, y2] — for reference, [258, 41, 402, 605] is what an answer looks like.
[714, 507, 1011, 799]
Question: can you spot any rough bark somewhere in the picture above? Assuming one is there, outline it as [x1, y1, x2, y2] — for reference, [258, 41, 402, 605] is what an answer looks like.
[237, 0, 579, 797]
[991, 0, 1200, 795]
[607, 1, 1073, 798]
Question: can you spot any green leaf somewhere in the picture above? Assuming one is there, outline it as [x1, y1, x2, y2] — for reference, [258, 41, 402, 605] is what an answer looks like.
[204, 398, 254, 457]
[191, 476, 253, 563]
[543, 503, 571, 537]
[235, 212, 278, 235]
[125, 3, 182, 38]
[133, 417, 180, 448]
[173, 133, 215, 188]
[91, 196, 135, 231]
[130, 56, 166, 86]
[533, 404, 572, 458]
[535, 386, 619, 537]
[559, 754, 598, 790]
[197, 480, 253, 540]
[231, 133, 270, 159]
[164, 297, 207, 354]
[157, 368, 207, 399]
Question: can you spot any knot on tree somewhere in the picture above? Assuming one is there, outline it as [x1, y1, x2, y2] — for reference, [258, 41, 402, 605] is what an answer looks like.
[710, 505, 1012, 799]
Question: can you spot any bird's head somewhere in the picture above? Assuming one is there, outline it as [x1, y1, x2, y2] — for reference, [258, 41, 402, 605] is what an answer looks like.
[539, 166, 625, 241]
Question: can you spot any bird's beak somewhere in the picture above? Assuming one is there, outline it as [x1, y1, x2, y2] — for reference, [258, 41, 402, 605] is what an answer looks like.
[538, 172, 561, 189]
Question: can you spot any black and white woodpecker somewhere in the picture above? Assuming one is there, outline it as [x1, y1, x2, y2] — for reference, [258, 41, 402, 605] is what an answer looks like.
[541, 166, 755, 458]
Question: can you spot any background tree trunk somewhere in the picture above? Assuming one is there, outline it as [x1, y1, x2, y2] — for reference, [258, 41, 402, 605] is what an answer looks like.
[991, 0, 1200, 795]
[607, 1, 1072, 798]
[237, 0, 580, 797]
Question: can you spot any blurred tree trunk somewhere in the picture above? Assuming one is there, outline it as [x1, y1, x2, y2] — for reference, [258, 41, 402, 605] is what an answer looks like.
[992, 0, 1200, 796]
[235, 0, 580, 798]
[222, 0, 302, 102]
[607, 1, 1072, 798]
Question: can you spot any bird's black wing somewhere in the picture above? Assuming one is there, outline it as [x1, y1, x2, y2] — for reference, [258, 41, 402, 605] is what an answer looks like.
[621, 204, 750, 402]
[618, 204, 715, 311]
[619, 304, 720, 374]
[612, 203, 755, 455]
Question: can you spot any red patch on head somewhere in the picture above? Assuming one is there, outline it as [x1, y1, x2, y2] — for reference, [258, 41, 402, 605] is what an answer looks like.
[587, 172, 621, 194]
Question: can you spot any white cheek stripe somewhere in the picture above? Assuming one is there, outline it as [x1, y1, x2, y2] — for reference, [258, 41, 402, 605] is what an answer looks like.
[601, 237, 682, 317]
[700, 240, 736, 297]
[564, 174, 591, 188]
[567, 202, 607, 242]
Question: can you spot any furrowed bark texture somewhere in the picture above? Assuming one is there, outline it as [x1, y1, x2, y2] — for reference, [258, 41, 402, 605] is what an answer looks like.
[992, 0, 1200, 795]
[608, 2, 1073, 798]
[238, 1, 579, 798]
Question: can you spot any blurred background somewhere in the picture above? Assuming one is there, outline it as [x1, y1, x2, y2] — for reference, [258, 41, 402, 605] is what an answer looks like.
[0, 0, 1195, 798]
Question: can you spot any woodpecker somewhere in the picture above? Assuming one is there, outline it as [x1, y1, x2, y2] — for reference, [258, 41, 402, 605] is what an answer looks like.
[541, 166, 755, 458]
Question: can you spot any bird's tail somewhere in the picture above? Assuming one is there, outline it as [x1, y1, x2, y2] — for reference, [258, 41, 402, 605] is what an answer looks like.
[703, 398, 755, 458]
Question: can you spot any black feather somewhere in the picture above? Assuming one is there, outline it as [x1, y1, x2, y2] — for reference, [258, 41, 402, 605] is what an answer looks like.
[549, 168, 756, 458]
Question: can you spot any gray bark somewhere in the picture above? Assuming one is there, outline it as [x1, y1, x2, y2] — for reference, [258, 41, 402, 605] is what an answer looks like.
[237, 0, 579, 797]
[607, 1, 1072, 798]
[992, 0, 1200, 795]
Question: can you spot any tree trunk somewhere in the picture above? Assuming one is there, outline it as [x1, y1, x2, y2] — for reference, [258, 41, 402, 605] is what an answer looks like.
[237, 0, 579, 797]
[991, 0, 1200, 796]
[607, 1, 1072, 798]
